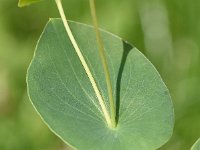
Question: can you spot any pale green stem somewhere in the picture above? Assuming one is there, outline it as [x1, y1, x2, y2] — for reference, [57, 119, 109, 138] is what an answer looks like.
[89, 0, 116, 128]
[55, 0, 112, 128]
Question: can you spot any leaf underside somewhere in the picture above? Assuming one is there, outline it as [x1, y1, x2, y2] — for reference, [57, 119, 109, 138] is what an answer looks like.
[27, 19, 174, 150]
[18, 0, 42, 7]
[191, 138, 200, 150]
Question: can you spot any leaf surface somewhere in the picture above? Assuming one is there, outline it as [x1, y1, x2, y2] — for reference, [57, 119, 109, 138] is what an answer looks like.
[27, 19, 174, 150]
[191, 138, 200, 150]
[18, 0, 43, 7]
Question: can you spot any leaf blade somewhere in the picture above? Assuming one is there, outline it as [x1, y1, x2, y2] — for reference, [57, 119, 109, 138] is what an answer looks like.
[27, 19, 174, 150]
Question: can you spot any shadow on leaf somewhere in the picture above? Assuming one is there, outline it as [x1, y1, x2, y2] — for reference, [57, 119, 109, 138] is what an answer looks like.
[115, 41, 133, 124]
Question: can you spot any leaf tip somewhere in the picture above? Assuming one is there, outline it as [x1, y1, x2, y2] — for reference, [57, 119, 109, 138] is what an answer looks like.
[18, 0, 43, 7]
[18, 1, 25, 7]
[49, 18, 53, 21]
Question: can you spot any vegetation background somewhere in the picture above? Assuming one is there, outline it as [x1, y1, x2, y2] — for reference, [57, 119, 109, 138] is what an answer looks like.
[0, 0, 200, 149]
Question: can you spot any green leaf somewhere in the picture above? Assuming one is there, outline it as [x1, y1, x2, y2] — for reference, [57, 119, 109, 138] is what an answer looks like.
[27, 18, 174, 150]
[191, 138, 200, 150]
[18, 0, 43, 7]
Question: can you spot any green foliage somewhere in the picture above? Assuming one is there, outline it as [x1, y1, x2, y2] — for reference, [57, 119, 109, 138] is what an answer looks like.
[191, 138, 200, 150]
[1, 0, 200, 149]
[18, 0, 43, 7]
[27, 19, 174, 150]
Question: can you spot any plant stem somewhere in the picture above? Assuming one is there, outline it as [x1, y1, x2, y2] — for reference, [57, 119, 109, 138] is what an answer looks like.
[89, 0, 116, 128]
[55, 0, 112, 128]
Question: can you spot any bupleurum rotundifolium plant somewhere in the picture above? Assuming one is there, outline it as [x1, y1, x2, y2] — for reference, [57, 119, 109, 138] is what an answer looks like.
[18, 0, 175, 149]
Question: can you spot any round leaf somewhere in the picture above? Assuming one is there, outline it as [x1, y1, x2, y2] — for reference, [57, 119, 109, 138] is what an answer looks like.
[27, 19, 174, 150]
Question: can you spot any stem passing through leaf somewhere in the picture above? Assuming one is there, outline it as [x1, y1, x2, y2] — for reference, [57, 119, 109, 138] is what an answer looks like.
[89, 0, 116, 128]
[55, 0, 113, 128]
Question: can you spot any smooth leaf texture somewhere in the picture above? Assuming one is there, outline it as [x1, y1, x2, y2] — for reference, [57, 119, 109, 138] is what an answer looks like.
[18, 0, 43, 7]
[191, 138, 200, 150]
[27, 19, 174, 150]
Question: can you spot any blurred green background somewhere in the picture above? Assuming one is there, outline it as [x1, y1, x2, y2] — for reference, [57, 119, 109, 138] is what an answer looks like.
[0, 0, 200, 149]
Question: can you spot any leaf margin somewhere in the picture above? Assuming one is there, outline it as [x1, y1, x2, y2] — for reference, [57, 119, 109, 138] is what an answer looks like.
[191, 138, 200, 150]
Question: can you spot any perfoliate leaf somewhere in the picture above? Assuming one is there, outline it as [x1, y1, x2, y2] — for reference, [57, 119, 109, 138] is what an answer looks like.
[191, 138, 200, 150]
[27, 19, 174, 150]
[18, 0, 43, 7]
